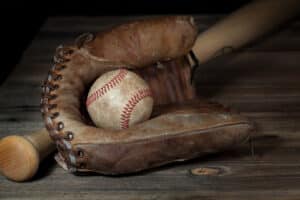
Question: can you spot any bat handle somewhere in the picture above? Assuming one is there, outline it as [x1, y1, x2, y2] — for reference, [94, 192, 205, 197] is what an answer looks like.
[192, 0, 300, 63]
[0, 129, 55, 182]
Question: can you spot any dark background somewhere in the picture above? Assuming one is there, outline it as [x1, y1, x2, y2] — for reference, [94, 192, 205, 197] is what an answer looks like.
[1, 0, 251, 84]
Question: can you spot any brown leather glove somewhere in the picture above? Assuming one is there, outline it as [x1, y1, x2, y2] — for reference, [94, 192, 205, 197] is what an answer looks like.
[41, 16, 253, 174]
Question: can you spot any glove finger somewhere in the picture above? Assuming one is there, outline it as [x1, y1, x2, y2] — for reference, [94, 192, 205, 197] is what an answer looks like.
[78, 16, 198, 67]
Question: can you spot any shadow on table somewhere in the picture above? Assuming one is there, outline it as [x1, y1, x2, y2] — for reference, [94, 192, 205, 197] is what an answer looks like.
[193, 51, 271, 99]
[31, 152, 57, 181]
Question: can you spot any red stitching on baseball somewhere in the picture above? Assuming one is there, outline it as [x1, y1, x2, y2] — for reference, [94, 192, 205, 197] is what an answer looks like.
[86, 69, 128, 106]
[120, 88, 152, 129]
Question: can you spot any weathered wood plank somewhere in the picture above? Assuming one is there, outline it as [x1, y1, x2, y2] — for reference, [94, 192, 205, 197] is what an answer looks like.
[1, 191, 300, 200]
[1, 161, 300, 192]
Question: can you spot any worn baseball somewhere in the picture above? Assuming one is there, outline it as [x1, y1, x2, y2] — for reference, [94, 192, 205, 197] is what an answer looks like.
[86, 69, 153, 129]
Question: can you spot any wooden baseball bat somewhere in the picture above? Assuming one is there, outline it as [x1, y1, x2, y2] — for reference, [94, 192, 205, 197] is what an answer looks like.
[0, 129, 55, 182]
[192, 0, 300, 63]
[1, 0, 299, 182]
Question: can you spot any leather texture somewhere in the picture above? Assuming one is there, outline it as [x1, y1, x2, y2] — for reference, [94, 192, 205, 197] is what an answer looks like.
[41, 16, 254, 174]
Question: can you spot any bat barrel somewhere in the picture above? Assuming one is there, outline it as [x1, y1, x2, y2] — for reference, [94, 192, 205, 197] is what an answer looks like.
[0, 129, 55, 182]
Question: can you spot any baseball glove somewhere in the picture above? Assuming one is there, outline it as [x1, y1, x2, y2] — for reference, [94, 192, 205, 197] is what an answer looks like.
[41, 16, 253, 174]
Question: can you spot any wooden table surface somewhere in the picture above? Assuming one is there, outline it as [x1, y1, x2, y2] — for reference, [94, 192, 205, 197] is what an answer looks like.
[1, 15, 300, 200]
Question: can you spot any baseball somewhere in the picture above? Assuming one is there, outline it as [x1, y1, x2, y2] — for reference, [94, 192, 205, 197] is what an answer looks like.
[86, 69, 153, 129]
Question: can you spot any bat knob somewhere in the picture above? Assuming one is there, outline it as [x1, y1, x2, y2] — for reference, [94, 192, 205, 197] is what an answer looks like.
[0, 135, 40, 182]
